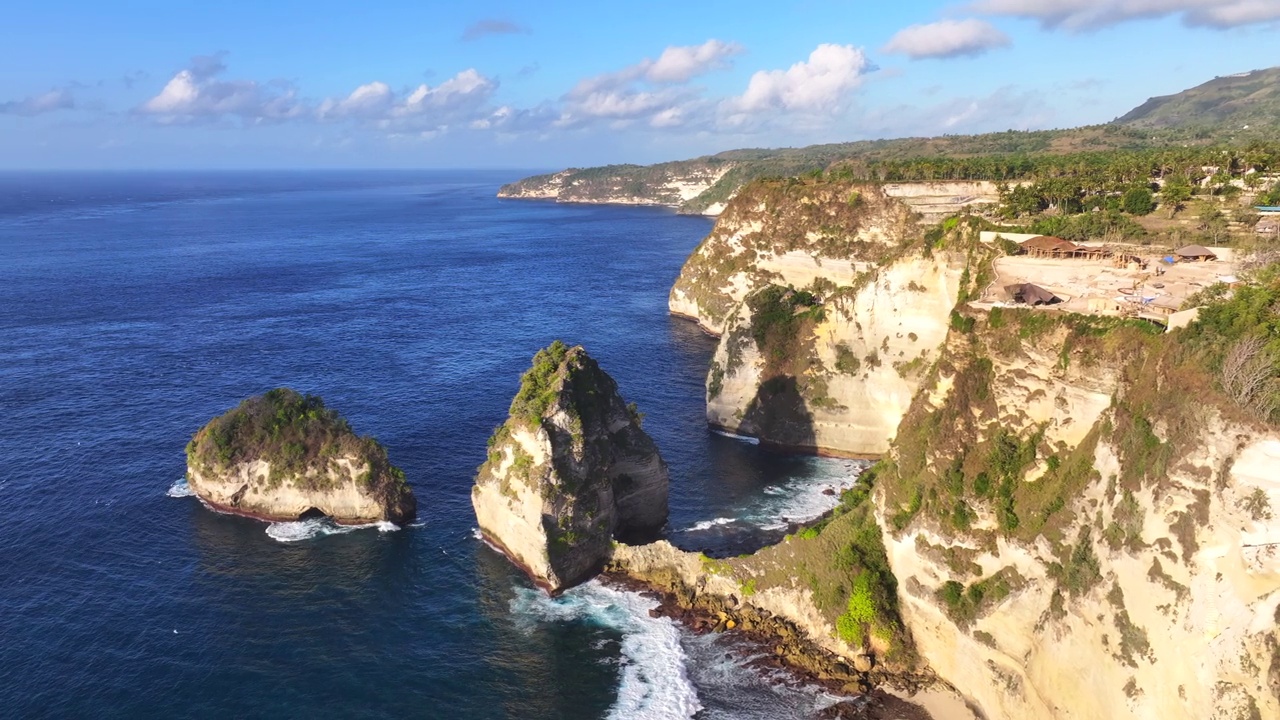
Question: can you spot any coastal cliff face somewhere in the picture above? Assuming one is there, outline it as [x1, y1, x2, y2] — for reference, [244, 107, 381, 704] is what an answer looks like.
[497, 162, 734, 215]
[670, 178, 973, 456]
[668, 179, 917, 335]
[472, 341, 669, 593]
[876, 311, 1280, 720]
[186, 389, 416, 525]
[704, 253, 965, 457]
[655, 171, 1280, 718]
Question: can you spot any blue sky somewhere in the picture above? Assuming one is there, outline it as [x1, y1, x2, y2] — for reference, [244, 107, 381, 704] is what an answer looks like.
[2, 0, 1278, 169]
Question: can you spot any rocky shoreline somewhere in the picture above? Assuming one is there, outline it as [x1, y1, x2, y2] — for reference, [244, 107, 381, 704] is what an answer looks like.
[599, 570, 963, 719]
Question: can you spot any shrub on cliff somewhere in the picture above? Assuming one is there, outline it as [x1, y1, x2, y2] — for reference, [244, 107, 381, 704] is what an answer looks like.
[1182, 262, 1280, 422]
[509, 340, 572, 425]
[186, 388, 407, 495]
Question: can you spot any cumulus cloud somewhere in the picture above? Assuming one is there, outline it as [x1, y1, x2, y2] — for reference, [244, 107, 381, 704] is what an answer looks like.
[554, 40, 741, 129]
[461, 18, 531, 41]
[0, 88, 75, 116]
[971, 0, 1280, 30]
[318, 69, 498, 131]
[136, 53, 305, 123]
[646, 39, 744, 83]
[883, 19, 1012, 59]
[727, 44, 871, 115]
[568, 39, 742, 97]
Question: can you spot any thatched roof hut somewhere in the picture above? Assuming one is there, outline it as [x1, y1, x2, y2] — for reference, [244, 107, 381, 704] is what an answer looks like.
[1175, 244, 1217, 261]
[1005, 283, 1062, 305]
[1019, 236, 1079, 256]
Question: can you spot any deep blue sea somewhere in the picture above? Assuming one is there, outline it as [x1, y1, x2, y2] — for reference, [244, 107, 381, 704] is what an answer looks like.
[0, 171, 865, 719]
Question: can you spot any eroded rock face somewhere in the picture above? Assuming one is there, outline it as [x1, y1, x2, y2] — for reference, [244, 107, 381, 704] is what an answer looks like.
[877, 315, 1280, 720]
[706, 253, 965, 457]
[185, 389, 415, 525]
[670, 178, 966, 456]
[668, 180, 916, 336]
[472, 341, 669, 593]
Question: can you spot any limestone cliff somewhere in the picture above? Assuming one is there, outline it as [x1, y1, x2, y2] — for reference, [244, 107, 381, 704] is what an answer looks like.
[660, 170, 1280, 717]
[704, 252, 966, 457]
[472, 341, 669, 593]
[875, 309, 1280, 720]
[671, 178, 976, 456]
[497, 162, 734, 215]
[668, 179, 918, 335]
[186, 388, 416, 525]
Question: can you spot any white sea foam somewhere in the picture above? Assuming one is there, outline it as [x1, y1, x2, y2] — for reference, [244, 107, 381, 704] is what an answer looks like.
[671, 627, 849, 719]
[747, 458, 866, 531]
[685, 517, 735, 532]
[265, 518, 399, 543]
[510, 581, 703, 719]
[711, 428, 760, 444]
[166, 478, 195, 498]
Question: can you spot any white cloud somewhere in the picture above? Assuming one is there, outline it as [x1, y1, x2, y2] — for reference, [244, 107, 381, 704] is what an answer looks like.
[646, 39, 743, 83]
[136, 55, 305, 122]
[883, 19, 1012, 59]
[317, 82, 395, 119]
[552, 40, 739, 129]
[135, 55, 497, 137]
[0, 88, 74, 116]
[728, 44, 871, 115]
[397, 69, 495, 116]
[971, 0, 1280, 30]
[567, 39, 742, 98]
[318, 70, 498, 132]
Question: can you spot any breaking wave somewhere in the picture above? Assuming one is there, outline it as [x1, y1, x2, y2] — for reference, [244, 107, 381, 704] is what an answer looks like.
[678, 458, 867, 537]
[165, 478, 195, 498]
[710, 428, 760, 444]
[265, 518, 399, 543]
[510, 581, 702, 720]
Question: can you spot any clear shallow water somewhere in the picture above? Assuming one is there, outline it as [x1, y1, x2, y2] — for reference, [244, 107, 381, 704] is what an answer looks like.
[0, 171, 857, 718]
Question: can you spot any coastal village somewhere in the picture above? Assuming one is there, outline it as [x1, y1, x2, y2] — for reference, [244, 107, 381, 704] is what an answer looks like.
[973, 230, 1238, 330]
[871, 178, 1276, 332]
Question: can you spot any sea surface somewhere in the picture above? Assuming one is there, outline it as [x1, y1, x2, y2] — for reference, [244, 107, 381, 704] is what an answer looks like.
[0, 171, 865, 719]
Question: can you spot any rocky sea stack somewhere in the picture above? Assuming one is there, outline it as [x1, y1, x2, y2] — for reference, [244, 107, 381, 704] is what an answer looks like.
[186, 388, 416, 525]
[472, 341, 670, 593]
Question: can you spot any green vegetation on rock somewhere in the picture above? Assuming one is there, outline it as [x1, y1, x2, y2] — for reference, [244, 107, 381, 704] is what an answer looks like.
[747, 286, 824, 372]
[509, 339, 572, 425]
[186, 388, 409, 497]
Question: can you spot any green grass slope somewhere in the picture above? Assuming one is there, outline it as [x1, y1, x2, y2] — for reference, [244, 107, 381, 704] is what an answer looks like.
[1115, 67, 1280, 129]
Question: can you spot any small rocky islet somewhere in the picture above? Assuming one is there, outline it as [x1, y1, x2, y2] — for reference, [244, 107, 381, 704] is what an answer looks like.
[185, 388, 416, 525]
[471, 340, 670, 593]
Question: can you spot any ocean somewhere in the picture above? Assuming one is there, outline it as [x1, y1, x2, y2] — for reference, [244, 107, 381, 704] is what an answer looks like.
[0, 171, 865, 719]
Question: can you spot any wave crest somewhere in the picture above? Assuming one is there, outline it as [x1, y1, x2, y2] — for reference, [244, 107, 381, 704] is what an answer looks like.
[166, 479, 195, 498]
[266, 518, 399, 543]
[510, 581, 702, 719]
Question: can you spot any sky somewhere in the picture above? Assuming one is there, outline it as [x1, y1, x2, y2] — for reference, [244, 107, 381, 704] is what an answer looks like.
[2, 0, 1278, 169]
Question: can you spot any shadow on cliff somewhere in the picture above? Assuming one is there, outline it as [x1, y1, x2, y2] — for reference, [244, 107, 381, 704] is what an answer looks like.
[740, 376, 817, 453]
